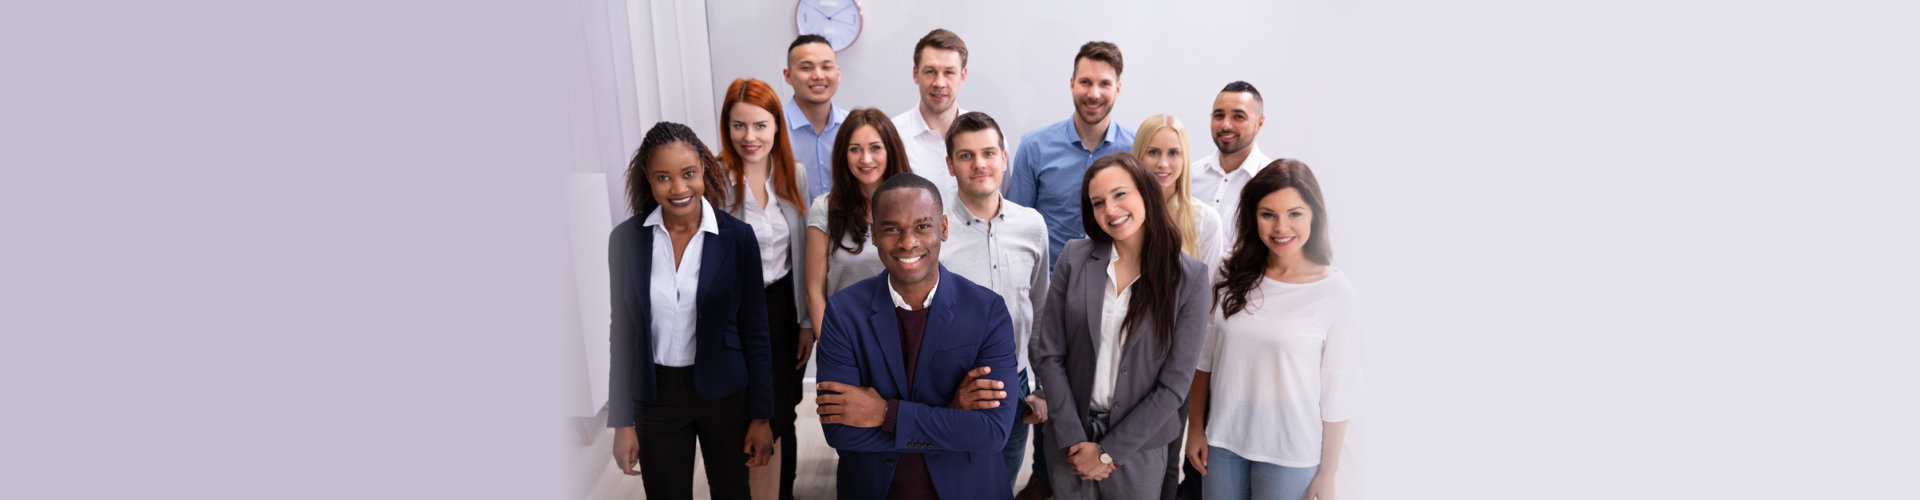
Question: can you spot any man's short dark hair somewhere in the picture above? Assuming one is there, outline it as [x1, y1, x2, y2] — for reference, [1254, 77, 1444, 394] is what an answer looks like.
[789, 34, 831, 53]
[1074, 41, 1124, 77]
[913, 29, 969, 68]
[1221, 80, 1263, 104]
[943, 111, 1005, 156]
[871, 172, 943, 215]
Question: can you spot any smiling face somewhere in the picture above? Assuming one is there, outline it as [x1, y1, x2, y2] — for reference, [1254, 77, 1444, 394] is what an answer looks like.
[1256, 186, 1313, 262]
[871, 187, 947, 290]
[783, 41, 839, 106]
[727, 103, 777, 166]
[647, 142, 707, 220]
[1087, 165, 1146, 243]
[946, 128, 1006, 198]
[913, 48, 966, 115]
[1069, 58, 1121, 127]
[1210, 91, 1265, 155]
[1138, 127, 1184, 195]
[843, 124, 888, 188]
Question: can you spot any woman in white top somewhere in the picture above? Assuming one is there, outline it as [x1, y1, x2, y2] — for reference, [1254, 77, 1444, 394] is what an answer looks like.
[1187, 159, 1360, 500]
[1132, 114, 1225, 273]
[803, 108, 913, 336]
[1029, 153, 1208, 500]
[716, 78, 812, 500]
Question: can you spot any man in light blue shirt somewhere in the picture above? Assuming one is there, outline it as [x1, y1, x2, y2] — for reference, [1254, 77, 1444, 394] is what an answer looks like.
[1006, 41, 1135, 266]
[783, 34, 848, 199]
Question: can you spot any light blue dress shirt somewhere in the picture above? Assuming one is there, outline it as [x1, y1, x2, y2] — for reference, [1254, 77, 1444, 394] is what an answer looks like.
[1004, 118, 1136, 265]
[784, 97, 848, 200]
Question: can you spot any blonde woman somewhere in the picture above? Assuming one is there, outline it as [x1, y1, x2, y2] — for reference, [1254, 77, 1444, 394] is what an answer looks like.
[1132, 115, 1225, 272]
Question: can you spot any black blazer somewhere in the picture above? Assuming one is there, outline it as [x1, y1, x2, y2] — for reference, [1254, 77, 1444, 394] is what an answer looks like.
[606, 209, 774, 428]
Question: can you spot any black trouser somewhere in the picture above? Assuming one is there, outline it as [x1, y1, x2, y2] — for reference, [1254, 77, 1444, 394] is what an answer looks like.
[766, 273, 804, 500]
[639, 364, 750, 500]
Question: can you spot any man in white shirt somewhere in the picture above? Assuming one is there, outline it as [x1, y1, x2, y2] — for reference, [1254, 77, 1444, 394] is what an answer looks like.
[937, 111, 1052, 490]
[892, 28, 969, 201]
[1190, 81, 1273, 254]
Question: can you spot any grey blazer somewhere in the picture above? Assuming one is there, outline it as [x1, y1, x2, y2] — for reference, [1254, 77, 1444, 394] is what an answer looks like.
[721, 163, 810, 329]
[1029, 238, 1208, 463]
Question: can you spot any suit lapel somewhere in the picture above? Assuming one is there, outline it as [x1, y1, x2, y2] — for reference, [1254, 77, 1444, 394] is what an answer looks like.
[696, 223, 726, 306]
[911, 267, 960, 396]
[630, 226, 654, 322]
[867, 273, 909, 393]
[1084, 243, 1111, 349]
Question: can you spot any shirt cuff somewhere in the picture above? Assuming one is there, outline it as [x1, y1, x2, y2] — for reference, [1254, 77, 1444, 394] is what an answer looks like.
[882, 398, 900, 433]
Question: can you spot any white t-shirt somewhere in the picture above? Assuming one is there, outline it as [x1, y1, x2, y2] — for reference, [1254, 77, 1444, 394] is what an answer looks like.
[1190, 200, 1226, 278]
[1200, 269, 1362, 467]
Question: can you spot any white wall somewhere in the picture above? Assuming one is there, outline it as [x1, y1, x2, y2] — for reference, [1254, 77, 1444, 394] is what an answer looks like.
[702, 0, 1357, 178]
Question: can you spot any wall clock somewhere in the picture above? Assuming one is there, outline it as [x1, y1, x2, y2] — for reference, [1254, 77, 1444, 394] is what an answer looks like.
[794, 0, 863, 52]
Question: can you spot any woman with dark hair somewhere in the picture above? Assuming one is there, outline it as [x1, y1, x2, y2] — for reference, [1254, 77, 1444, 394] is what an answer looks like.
[607, 121, 775, 500]
[1186, 160, 1360, 500]
[802, 108, 913, 336]
[715, 77, 810, 500]
[1029, 153, 1209, 499]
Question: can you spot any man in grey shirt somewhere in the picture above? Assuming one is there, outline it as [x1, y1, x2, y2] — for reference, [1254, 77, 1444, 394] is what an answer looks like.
[938, 111, 1052, 490]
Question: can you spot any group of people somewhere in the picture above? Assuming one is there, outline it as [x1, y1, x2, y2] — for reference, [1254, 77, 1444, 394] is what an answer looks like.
[606, 29, 1362, 500]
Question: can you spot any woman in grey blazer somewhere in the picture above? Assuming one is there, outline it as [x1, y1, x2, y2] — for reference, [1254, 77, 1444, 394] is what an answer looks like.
[1030, 153, 1210, 500]
[715, 78, 812, 500]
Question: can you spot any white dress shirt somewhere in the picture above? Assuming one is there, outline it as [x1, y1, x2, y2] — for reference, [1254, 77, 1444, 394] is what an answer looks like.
[1089, 256, 1139, 411]
[1199, 269, 1362, 467]
[1191, 200, 1227, 275]
[885, 271, 939, 310]
[941, 192, 1050, 375]
[892, 104, 964, 201]
[644, 198, 720, 367]
[741, 178, 790, 286]
[1190, 146, 1272, 251]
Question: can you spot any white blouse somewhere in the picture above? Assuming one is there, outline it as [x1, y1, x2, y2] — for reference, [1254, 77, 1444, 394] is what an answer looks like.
[644, 199, 720, 367]
[1089, 257, 1138, 412]
[741, 178, 790, 286]
[1199, 269, 1362, 467]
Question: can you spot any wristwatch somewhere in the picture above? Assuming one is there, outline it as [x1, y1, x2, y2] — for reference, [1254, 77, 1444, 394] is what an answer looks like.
[1098, 444, 1113, 465]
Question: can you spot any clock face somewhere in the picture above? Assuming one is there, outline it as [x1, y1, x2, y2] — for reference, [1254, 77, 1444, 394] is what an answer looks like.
[795, 0, 862, 52]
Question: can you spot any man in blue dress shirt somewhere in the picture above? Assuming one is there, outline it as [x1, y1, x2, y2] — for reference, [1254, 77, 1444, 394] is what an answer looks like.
[1003, 41, 1133, 500]
[1005, 41, 1135, 267]
[783, 34, 848, 200]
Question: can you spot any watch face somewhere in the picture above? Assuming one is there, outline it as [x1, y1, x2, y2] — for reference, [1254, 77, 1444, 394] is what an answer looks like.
[796, 0, 861, 51]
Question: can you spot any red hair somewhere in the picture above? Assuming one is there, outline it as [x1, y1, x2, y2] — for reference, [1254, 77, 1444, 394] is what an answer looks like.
[717, 78, 807, 215]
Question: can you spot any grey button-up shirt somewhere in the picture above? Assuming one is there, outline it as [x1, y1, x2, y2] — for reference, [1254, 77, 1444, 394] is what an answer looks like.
[940, 192, 1050, 376]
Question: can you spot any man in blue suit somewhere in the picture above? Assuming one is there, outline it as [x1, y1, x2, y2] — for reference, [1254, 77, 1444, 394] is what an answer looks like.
[814, 173, 1022, 500]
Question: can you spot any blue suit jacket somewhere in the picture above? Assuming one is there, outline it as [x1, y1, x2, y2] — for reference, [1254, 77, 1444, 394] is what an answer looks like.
[816, 266, 1021, 500]
[606, 210, 773, 428]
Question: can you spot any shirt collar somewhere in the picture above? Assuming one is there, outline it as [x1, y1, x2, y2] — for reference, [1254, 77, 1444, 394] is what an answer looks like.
[642, 197, 721, 235]
[886, 270, 940, 310]
[903, 103, 964, 138]
[786, 97, 846, 133]
[1062, 119, 1122, 150]
[947, 190, 1005, 225]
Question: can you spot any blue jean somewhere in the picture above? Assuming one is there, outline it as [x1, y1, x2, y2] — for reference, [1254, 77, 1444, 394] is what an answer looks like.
[1201, 446, 1317, 500]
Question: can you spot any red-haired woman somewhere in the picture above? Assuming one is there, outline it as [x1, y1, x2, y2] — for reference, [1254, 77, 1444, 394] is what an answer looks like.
[716, 77, 812, 500]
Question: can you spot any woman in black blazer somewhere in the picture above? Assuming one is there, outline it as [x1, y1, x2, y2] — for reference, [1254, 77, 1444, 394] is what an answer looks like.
[607, 121, 775, 500]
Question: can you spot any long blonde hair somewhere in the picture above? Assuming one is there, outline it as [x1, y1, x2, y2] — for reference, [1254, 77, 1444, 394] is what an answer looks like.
[1132, 114, 1203, 258]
